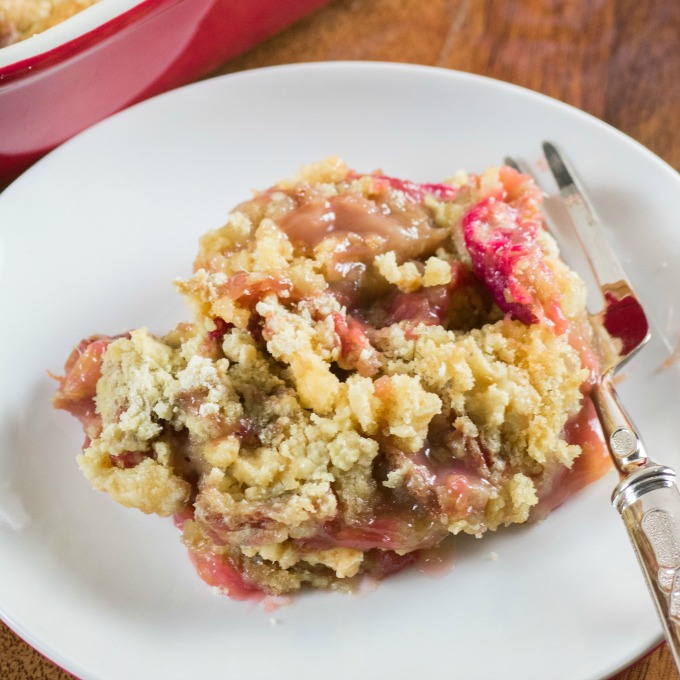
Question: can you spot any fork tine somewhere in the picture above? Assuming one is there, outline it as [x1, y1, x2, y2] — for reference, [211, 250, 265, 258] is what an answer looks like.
[541, 141, 632, 294]
[542, 142, 599, 220]
[503, 156, 522, 173]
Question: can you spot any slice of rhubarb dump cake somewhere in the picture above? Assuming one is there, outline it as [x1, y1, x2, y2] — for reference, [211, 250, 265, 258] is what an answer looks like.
[52, 158, 611, 599]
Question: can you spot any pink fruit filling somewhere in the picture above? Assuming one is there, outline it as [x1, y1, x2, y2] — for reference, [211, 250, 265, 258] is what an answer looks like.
[52, 335, 124, 436]
[463, 197, 568, 333]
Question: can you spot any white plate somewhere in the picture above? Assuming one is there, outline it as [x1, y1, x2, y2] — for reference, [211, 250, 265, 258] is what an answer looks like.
[1, 63, 679, 680]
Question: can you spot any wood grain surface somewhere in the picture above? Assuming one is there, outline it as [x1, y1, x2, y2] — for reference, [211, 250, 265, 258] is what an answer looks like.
[2, 0, 679, 678]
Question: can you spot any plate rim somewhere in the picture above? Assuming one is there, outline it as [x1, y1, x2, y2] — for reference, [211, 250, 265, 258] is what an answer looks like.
[0, 60, 675, 680]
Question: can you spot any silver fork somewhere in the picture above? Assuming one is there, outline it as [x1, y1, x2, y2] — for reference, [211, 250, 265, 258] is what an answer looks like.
[507, 143, 680, 669]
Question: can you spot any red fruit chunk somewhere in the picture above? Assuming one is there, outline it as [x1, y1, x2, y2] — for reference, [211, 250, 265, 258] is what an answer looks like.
[371, 174, 459, 202]
[435, 471, 490, 519]
[385, 285, 450, 328]
[319, 517, 408, 551]
[208, 317, 234, 343]
[188, 551, 264, 601]
[463, 197, 567, 333]
[333, 312, 370, 357]
[497, 166, 543, 216]
[381, 261, 485, 333]
[246, 314, 264, 344]
[237, 417, 261, 447]
[52, 334, 122, 432]
[61, 399, 101, 436]
[202, 316, 235, 356]
[53, 336, 111, 403]
[223, 271, 294, 307]
[332, 312, 379, 376]
[311, 511, 444, 553]
[173, 510, 266, 601]
[110, 450, 148, 469]
[365, 549, 418, 579]
[173, 508, 195, 530]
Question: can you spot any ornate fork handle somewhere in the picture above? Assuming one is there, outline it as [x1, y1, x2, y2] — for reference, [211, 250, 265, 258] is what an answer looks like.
[615, 465, 680, 660]
[595, 373, 680, 661]
[593, 377, 680, 656]
[539, 142, 680, 669]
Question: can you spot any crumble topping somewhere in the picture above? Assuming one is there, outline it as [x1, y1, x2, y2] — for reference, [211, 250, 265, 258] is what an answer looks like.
[0, 0, 98, 46]
[53, 158, 610, 596]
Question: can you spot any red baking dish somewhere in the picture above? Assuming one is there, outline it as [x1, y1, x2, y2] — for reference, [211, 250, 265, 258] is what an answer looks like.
[0, 0, 329, 187]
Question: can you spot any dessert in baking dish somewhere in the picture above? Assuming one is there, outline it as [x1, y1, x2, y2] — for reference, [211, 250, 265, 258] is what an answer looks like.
[0, 0, 97, 46]
[53, 158, 611, 598]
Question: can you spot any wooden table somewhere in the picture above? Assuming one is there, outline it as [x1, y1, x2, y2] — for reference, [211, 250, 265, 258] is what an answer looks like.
[2, 0, 679, 677]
